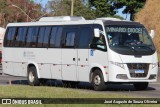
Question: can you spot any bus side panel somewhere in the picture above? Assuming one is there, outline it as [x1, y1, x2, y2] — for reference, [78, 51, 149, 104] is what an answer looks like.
[26, 48, 61, 79]
[13, 63, 26, 76]
[12, 48, 27, 77]
[89, 49, 109, 82]
[38, 64, 51, 79]
[3, 48, 27, 77]
[77, 49, 90, 82]
[50, 64, 62, 79]
[49, 49, 62, 80]
[61, 49, 77, 81]
[2, 62, 14, 75]
[2, 48, 15, 76]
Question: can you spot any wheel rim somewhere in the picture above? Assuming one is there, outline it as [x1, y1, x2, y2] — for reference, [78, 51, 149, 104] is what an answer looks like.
[29, 71, 34, 83]
[94, 75, 101, 85]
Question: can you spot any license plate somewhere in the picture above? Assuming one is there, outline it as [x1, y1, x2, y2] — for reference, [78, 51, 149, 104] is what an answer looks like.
[135, 70, 144, 73]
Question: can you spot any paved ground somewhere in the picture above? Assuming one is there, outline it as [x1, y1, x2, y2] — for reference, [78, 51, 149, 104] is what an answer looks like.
[0, 68, 160, 98]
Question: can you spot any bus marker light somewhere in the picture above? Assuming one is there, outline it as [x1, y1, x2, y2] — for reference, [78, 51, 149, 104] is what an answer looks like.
[104, 66, 107, 68]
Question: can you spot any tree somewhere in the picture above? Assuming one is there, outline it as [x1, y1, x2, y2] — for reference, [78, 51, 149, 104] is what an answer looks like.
[72, 0, 96, 19]
[111, 0, 146, 20]
[45, 0, 96, 19]
[89, 0, 116, 18]
[9, 0, 42, 22]
[0, 0, 43, 27]
[0, 0, 9, 27]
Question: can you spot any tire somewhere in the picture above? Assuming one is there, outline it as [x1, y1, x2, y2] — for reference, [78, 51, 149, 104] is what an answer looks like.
[39, 79, 47, 86]
[133, 82, 148, 90]
[27, 66, 40, 86]
[62, 81, 79, 88]
[91, 69, 106, 91]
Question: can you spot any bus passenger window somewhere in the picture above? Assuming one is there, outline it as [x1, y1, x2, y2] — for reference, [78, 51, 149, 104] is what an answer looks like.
[78, 27, 92, 49]
[20, 27, 27, 47]
[14, 29, 19, 47]
[55, 27, 62, 48]
[16, 27, 27, 47]
[26, 27, 33, 47]
[65, 32, 75, 47]
[38, 27, 45, 47]
[43, 27, 51, 48]
[50, 27, 57, 48]
[5, 27, 17, 47]
[26, 27, 39, 47]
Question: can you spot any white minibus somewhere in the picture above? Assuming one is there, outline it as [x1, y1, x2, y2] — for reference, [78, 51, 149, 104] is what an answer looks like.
[2, 16, 158, 90]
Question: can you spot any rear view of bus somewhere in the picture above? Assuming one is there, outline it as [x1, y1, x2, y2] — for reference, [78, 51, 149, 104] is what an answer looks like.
[102, 20, 158, 90]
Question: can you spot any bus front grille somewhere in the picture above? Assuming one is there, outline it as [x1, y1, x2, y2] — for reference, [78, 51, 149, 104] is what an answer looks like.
[127, 63, 149, 78]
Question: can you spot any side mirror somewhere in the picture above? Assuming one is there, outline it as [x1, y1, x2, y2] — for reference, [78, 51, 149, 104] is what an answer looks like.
[94, 28, 100, 38]
[150, 30, 155, 38]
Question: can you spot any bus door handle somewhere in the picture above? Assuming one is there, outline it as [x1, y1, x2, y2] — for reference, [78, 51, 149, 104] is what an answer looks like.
[78, 58, 80, 61]
[73, 58, 75, 61]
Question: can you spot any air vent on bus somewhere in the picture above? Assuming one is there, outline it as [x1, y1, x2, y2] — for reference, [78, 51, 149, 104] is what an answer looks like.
[96, 17, 122, 21]
[39, 16, 85, 22]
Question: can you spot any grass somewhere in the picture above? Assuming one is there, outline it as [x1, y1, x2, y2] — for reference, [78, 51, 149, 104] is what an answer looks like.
[0, 85, 159, 107]
[0, 85, 129, 98]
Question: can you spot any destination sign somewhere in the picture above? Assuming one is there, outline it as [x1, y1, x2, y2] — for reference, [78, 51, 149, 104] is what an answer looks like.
[106, 27, 143, 34]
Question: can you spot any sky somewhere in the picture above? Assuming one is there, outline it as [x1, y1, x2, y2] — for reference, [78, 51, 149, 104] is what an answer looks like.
[34, 0, 130, 21]
[116, 6, 130, 21]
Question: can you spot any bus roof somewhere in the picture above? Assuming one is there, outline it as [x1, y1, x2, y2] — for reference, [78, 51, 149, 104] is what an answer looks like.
[6, 16, 142, 27]
[7, 20, 97, 27]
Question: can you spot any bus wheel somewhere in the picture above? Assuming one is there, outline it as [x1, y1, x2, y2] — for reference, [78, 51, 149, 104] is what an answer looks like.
[91, 69, 106, 91]
[133, 82, 148, 90]
[28, 66, 40, 86]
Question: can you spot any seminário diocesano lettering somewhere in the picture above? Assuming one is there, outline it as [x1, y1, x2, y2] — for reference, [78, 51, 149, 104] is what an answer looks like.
[106, 27, 143, 34]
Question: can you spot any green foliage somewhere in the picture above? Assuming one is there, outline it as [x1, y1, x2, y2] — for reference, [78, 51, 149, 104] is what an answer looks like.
[47, 0, 96, 19]
[89, 0, 146, 20]
[73, 0, 96, 19]
[89, 0, 116, 18]
[51, 0, 125, 20]
[0, 0, 146, 27]
[111, 0, 146, 20]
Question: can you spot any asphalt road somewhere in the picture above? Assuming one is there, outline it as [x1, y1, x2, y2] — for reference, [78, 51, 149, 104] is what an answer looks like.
[0, 68, 160, 98]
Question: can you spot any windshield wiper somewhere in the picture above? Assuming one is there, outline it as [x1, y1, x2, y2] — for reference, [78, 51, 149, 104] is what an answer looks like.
[123, 45, 137, 52]
[135, 44, 153, 52]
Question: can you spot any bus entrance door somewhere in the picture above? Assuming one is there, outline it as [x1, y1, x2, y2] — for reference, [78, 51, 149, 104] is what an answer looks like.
[61, 28, 78, 81]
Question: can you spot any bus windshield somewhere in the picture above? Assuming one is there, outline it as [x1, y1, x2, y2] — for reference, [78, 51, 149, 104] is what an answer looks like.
[105, 25, 156, 55]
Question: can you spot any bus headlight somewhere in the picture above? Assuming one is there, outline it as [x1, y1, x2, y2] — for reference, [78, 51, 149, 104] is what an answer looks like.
[152, 63, 158, 69]
[110, 61, 124, 69]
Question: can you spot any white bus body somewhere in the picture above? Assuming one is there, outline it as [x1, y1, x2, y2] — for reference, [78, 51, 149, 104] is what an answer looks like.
[2, 16, 158, 90]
